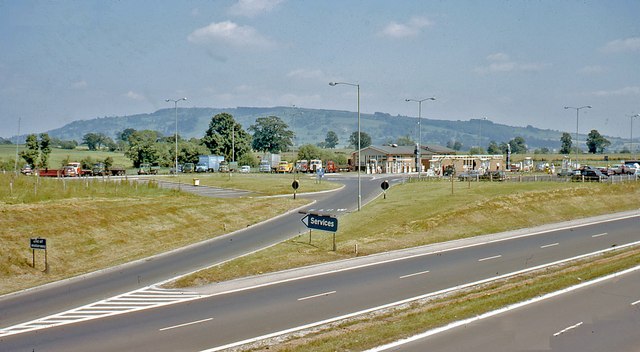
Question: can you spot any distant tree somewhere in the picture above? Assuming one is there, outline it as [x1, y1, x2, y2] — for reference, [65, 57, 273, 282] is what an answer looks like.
[324, 131, 339, 148]
[348, 131, 372, 149]
[237, 152, 258, 167]
[586, 129, 610, 154]
[487, 141, 501, 154]
[203, 112, 252, 161]
[620, 147, 631, 154]
[297, 144, 323, 161]
[125, 130, 162, 167]
[446, 140, 462, 151]
[38, 133, 51, 168]
[118, 128, 136, 143]
[83, 132, 109, 151]
[560, 132, 572, 154]
[468, 147, 485, 155]
[508, 136, 527, 154]
[0, 137, 12, 145]
[176, 140, 210, 164]
[396, 135, 415, 146]
[20, 134, 40, 168]
[249, 115, 294, 153]
[534, 147, 550, 154]
[103, 156, 114, 169]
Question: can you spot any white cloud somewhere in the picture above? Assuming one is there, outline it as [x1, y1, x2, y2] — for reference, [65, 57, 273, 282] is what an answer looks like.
[600, 37, 640, 53]
[475, 52, 549, 74]
[579, 65, 607, 74]
[71, 80, 87, 89]
[125, 91, 144, 101]
[188, 21, 273, 48]
[591, 86, 640, 97]
[229, 0, 284, 18]
[380, 16, 433, 38]
[286, 68, 333, 82]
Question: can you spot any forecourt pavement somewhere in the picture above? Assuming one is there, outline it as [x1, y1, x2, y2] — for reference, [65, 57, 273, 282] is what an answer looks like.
[2, 208, 638, 351]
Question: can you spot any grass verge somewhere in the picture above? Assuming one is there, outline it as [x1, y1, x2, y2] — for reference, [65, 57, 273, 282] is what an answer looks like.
[170, 180, 640, 287]
[243, 245, 640, 351]
[0, 174, 309, 295]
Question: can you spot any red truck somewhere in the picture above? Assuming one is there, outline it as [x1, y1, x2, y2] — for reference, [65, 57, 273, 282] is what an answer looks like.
[325, 160, 337, 173]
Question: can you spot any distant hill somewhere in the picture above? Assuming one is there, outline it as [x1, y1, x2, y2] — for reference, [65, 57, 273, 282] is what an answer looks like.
[42, 106, 629, 152]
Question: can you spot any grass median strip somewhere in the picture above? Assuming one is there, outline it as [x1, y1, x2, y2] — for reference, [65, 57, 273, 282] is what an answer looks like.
[241, 245, 640, 352]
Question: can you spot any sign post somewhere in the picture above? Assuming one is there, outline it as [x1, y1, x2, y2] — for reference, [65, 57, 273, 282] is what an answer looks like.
[381, 180, 389, 199]
[30, 238, 47, 270]
[301, 213, 338, 250]
[292, 180, 299, 199]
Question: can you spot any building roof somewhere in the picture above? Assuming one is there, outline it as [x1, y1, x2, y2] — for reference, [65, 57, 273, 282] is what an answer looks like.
[356, 144, 456, 156]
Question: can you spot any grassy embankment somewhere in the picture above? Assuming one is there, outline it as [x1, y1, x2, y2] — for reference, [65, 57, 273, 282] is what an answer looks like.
[171, 180, 640, 287]
[0, 173, 313, 295]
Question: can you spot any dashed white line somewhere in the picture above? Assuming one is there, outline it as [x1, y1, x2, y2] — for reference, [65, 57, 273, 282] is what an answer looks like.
[400, 270, 430, 279]
[159, 318, 214, 332]
[297, 291, 336, 301]
[553, 321, 583, 337]
[631, 299, 640, 306]
[592, 233, 608, 238]
[540, 243, 559, 249]
[478, 255, 502, 262]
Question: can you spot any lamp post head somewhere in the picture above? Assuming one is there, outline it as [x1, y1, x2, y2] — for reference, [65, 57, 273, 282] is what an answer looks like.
[165, 99, 171, 102]
[329, 82, 337, 86]
[181, 97, 187, 101]
[428, 97, 436, 101]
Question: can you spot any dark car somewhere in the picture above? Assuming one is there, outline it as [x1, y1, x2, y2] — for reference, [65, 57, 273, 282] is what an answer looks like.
[571, 169, 607, 182]
[458, 170, 482, 181]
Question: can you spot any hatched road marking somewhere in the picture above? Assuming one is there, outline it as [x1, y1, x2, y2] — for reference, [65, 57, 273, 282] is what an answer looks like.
[0, 286, 208, 338]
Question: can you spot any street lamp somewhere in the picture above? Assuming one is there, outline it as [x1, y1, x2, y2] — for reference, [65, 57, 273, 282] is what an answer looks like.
[329, 81, 361, 211]
[166, 97, 187, 175]
[564, 105, 591, 168]
[630, 114, 640, 159]
[405, 97, 435, 179]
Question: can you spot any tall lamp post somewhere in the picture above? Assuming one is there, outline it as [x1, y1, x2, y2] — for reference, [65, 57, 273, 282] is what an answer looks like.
[564, 105, 591, 168]
[630, 114, 640, 160]
[166, 97, 187, 174]
[405, 97, 435, 178]
[329, 81, 361, 211]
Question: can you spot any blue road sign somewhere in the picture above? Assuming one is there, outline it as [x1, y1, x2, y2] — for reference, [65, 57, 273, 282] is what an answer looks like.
[301, 214, 338, 232]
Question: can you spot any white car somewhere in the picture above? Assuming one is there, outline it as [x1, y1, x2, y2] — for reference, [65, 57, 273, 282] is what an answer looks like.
[240, 165, 251, 173]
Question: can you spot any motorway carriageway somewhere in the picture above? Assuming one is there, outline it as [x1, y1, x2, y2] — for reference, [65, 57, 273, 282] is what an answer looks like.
[1, 210, 638, 351]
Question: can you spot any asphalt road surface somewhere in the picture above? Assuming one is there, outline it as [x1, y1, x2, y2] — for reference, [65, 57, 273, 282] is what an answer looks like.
[382, 266, 640, 352]
[2, 209, 637, 351]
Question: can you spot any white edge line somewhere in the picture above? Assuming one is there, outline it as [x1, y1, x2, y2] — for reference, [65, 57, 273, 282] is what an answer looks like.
[366, 264, 640, 352]
[592, 233, 608, 238]
[631, 299, 640, 306]
[400, 270, 430, 279]
[198, 241, 640, 352]
[159, 318, 213, 332]
[297, 291, 336, 301]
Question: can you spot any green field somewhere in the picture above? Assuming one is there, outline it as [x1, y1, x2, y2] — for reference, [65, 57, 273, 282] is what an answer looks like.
[0, 144, 133, 171]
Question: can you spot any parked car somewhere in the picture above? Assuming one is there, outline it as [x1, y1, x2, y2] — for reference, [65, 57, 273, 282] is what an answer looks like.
[20, 164, 33, 175]
[182, 162, 195, 173]
[571, 168, 607, 182]
[480, 170, 507, 181]
[239, 165, 251, 173]
[458, 170, 482, 181]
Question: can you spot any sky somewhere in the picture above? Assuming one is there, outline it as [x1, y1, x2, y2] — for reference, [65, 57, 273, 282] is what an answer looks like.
[1, 0, 639, 140]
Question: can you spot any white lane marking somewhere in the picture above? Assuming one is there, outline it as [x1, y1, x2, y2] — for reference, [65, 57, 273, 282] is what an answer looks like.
[553, 321, 583, 337]
[478, 255, 502, 262]
[541, 243, 559, 249]
[592, 233, 608, 238]
[631, 299, 640, 306]
[400, 270, 430, 279]
[159, 318, 214, 332]
[297, 291, 336, 301]
[364, 264, 640, 352]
